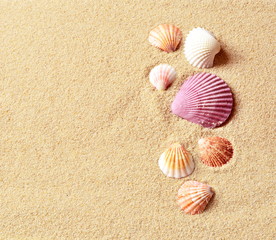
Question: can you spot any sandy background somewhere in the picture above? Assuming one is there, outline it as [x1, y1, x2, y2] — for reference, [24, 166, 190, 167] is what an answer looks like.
[0, 0, 275, 239]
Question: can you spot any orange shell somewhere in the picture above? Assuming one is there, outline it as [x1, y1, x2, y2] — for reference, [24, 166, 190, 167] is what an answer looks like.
[198, 137, 233, 167]
[177, 180, 214, 215]
[148, 24, 182, 53]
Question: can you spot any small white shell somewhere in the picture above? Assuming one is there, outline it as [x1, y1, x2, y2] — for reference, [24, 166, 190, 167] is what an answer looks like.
[149, 64, 176, 90]
[184, 27, 221, 68]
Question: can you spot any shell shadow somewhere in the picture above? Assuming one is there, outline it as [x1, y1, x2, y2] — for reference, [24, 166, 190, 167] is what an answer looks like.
[214, 48, 229, 67]
[175, 41, 183, 52]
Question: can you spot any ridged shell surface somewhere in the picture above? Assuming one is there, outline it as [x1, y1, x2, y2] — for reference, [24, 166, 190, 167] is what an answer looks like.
[158, 143, 195, 178]
[149, 24, 182, 53]
[184, 27, 220, 68]
[198, 136, 233, 167]
[149, 64, 176, 90]
[177, 180, 214, 215]
[171, 72, 233, 128]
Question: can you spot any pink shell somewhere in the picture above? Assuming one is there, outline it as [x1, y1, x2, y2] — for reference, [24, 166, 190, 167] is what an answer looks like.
[171, 72, 233, 128]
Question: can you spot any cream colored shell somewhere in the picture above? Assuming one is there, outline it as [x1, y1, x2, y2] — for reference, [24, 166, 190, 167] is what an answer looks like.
[158, 143, 195, 178]
[184, 27, 221, 68]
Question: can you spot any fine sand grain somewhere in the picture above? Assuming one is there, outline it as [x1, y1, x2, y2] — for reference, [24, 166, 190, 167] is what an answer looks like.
[0, 0, 275, 239]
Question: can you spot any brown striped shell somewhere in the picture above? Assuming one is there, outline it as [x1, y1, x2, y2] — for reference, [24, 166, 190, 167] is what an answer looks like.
[198, 136, 233, 167]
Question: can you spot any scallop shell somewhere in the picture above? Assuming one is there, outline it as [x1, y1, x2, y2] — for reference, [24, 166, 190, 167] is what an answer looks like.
[198, 136, 233, 167]
[149, 64, 176, 90]
[177, 180, 214, 215]
[184, 27, 220, 68]
[158, 143, 195, 178]
[149, 24, 182, 53]
[171, 72, 233, 128]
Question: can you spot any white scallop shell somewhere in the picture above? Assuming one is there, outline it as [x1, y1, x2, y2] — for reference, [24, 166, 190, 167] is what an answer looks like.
[184, 27, 221, 68]
[149, 64, 176, 90]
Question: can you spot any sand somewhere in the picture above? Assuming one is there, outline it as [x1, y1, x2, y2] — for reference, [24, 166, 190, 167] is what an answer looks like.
[0, 0, 275, 239]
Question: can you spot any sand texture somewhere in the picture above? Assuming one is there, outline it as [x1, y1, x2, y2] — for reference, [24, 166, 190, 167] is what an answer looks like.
[0, 0, 275, 239]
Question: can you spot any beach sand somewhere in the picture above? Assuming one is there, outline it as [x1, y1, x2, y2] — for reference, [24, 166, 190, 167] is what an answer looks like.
[0, 0, 275, 239]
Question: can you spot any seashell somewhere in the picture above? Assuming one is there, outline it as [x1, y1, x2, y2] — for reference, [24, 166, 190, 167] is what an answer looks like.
[198, 136, 233, 167]
[158, 143, 195, 178]
[149, 24, 182, 53]
[149, 64, 177, 90]
[171, 72, 233, 128]
[184, 27, 221, 68]
[177, 180, 214, 215]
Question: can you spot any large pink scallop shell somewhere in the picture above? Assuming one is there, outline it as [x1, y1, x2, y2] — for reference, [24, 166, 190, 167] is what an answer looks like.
[171, 72, 233, 128]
